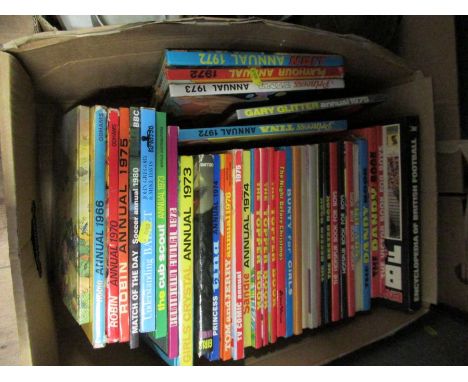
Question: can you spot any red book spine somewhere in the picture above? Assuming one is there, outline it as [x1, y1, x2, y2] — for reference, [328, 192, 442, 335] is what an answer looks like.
[253, 149, 263, 349]
[277, 150, 286, 337]
[118, 108, 130, 343]
[165, 66, 345, 83]
[233, 149, 244, 359]
[260, 148, 269, 346]
[268, 148, 277, 344]
[329, 142, 341, 322]
[345, 141, 356, 317]
[106, 108, 120, 342]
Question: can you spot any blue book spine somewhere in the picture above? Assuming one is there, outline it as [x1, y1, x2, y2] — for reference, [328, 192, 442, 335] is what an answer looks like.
[208, 154, 221, 362]
[165, 50, 343, 67]
[284, 146, 294, 337]
[178, 121, 348, 143]
[358, 139, 371, 311]
[139, 108, 156, 332]
[92, 106, 107, 347]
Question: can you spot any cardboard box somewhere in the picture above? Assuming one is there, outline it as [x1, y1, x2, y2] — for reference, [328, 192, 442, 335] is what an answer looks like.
[0, 17, 438, 365]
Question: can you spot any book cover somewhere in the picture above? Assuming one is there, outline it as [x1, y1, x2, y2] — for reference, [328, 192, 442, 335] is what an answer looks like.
[106, 108, 120, 343]
[178, 155, 194, 366]
[165, 66, 344, 83]
[193, 154, 215, 358]
[88, 105, 107, 348]
[242, 150, 252, 348]
[329, 142, 341, 322]
[267, 147, 277, 343]
[118, 107, 130, 343]
[276, 149, 287, 337]
[284, 147, 294, 338]
[292, 146, 303, 335]
[344, 141, 356, 318]
[155, 111, 168, 339]
[167, 125, 179, 358]
[260, 148, 270, 345]
[222, 152, 233, 361]
[57, 106, 91, 325]
[178, 121, 348, 144]
[128, 107, 141, 349]
[253, 148, 263, 348]
[232, 149, 244, 360]
[165, 50, 344, 67]
[209, 154, 221, 361]
[139, 107, 156, 333]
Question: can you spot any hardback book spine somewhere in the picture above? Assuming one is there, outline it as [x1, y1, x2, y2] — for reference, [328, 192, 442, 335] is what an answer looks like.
[106, 108, 120, 343]
[337, 142, 348, 320]
[209, 154, 221, 361]
[139, 107, 156, 333]
[249, 150, 256, 347]
[268, 147, 278, 343]
[128, 107, 141, 349]
[329, 142, 341, 322]
[358, 139, 371, 311]
[344, 141, 356, 318]
[178, 155, 194, 366]
[164, 50, 344, 67]
[277, 150, 287, 337]
[178, 120, 348, 144]
[353, 143, 363, 312]
[165, 66, 345, 83]
[377, 127, 387, 299]
[253, 148, 263, 348]
[260, 148, 270, 345]
[193, 154, 214, 358]
[284, 147, 294, 338]
[90, 105, 107, 347]
[300, 146, 311, 329]
[309, 145, 320, 328]
[167, 125, 179, 358]
[318, 144, 327, 325]
[155, 111, 168, 339]
[324, 144, 332, 322]
[168, 79, 345, 97]
[232, 149, 244, 360]
[221, 152, 233, 361]
[292, 146, 303, 335]
[57, 106, 91, 325]
[218, 154, 227, 356]
[242, 150, 252, 348]
[118, 107, 130, 343]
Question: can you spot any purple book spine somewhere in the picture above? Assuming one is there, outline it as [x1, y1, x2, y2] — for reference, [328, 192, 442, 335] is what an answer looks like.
[167, 125, 179, 358]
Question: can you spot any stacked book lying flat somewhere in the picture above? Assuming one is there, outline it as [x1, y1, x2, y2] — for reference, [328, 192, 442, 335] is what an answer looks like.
[55, 105, 420, 365]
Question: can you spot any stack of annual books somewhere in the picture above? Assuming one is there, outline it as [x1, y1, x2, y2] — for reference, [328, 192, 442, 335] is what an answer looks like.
[55, 103, 420, 366]
[154, 49, 345, 122]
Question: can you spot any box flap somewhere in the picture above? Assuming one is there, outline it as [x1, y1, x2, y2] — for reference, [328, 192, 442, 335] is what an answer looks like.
[0, 51, 58, 365]
[2, 17, 415, 110]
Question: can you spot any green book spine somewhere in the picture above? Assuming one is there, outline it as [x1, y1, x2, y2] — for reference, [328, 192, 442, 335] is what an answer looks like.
[155, 111, 168, 338]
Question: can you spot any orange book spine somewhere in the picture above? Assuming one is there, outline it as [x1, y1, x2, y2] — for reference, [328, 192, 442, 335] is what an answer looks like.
[118, 108, 130, 342]
[292, 146, 303, 335]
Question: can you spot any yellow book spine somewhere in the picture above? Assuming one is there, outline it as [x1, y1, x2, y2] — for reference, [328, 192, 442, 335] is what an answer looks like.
[179, 155, 194, 366]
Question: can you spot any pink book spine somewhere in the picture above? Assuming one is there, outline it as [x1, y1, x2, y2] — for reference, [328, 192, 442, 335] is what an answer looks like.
[167, 125, 179, 358]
